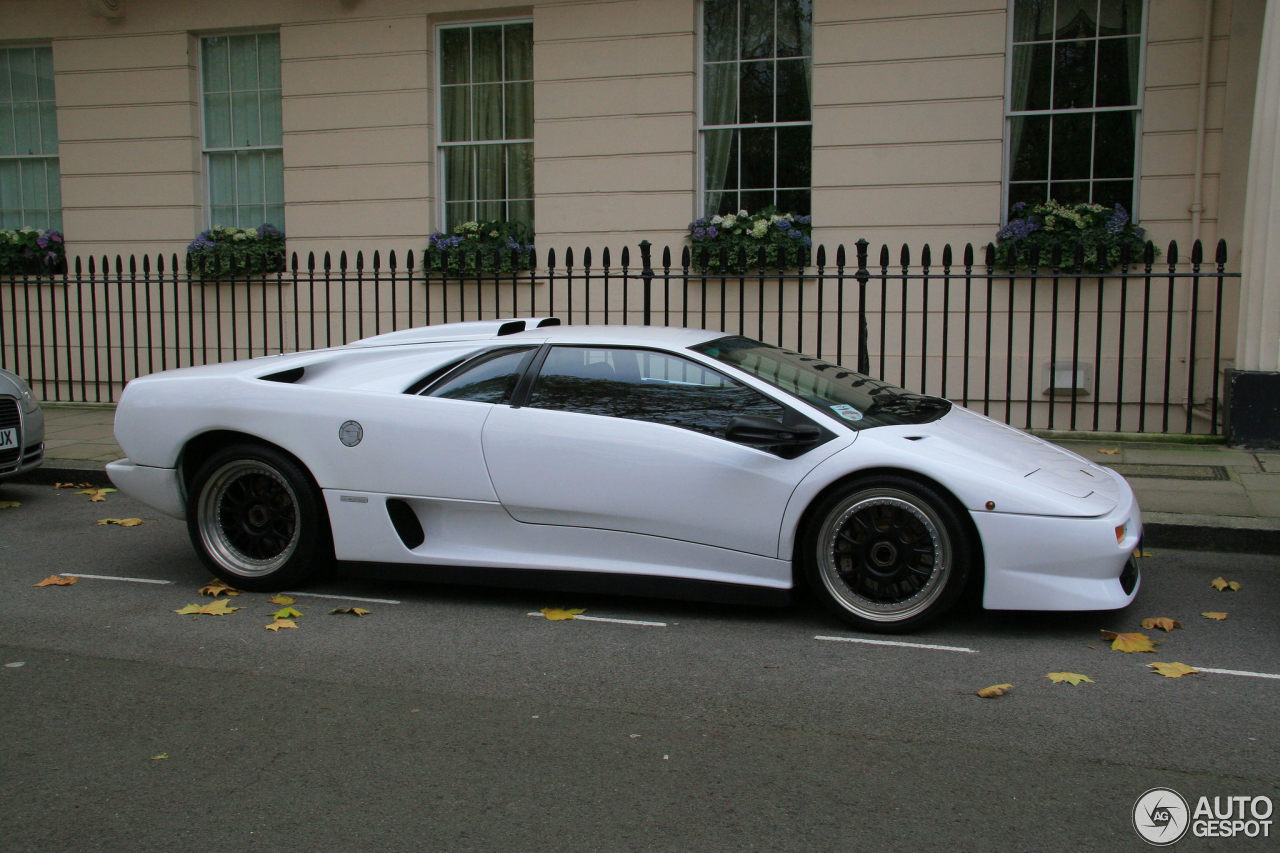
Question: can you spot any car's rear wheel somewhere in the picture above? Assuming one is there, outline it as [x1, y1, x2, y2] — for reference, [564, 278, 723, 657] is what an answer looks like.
[803, 476, 972, 633]
[186, 444, 329, 591]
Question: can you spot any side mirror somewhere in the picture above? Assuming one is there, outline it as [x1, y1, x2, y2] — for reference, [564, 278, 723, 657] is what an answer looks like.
[725, 416, 823, 450]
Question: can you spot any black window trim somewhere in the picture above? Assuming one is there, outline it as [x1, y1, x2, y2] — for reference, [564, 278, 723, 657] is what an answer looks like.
[414, 344, 540, 402]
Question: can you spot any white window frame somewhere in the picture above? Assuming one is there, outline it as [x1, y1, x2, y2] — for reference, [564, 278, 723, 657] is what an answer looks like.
[1001, 0, 1148, 219]
[434, 19, 534, 231]
[0, 43, 61, 231]
[697, 0, 813, 218]
[197, 30, 284, 229]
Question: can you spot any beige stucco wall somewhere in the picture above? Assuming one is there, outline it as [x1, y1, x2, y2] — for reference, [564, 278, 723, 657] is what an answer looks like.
[0, 0, 1260, 267]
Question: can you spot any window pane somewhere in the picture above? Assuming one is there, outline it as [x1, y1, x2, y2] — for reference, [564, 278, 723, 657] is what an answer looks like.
[257, 34, 281, 89]
[1092, 179, 1133, 210]
[1048, 180, 1089, 203]
[441, 86, 471, 142]
[505, 81, 532, 138]
[8, 49, 37, 101]
[0, 52, 11, 102]
[1050, 113, 1092, 180]
[231, 90, 262, 147]
[1053, 39, 1096, 109]
[440, 29, 471, 85]
[203, 93, 231, 149]
[776, 0, 813, 58]
[775, 188, 809, 216]
[475, 144, 504, 202]
[740, 0, 775, 60]
[39, 102, 58, 153]
[472, 26, 504, 83]
[776, 124, 810, 189]
[1010, 43, 1052, 111]
[739, 126, 775, 189]
[0, 159, 20, 228]
[472, 84, 504, 141]
[1099, 0, 1142, 36]
[740, 60, 773, 123]
[202, 37, 229, 93]
[507, 142, 533, 200]
[431, 348, 534, 403]
[1092, 111, 1135, 178]
[775, 58, 809, 122]
[1096, 37, 1139, 107]
[228, 35, 260, 90]
[504, 23, 533, 80]
[12, 102, 38, 155]
[1008, 181, 1048, 212]
[1009, 115, 1050, 181]
[1013, 0, 1055, 41]
[1055, 0, 1097, 39]
[704, 0, 738, 62]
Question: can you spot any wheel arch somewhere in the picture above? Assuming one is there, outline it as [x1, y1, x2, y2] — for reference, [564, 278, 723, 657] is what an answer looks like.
[179, 430, 320, 498]
[788, 466, 985, 591]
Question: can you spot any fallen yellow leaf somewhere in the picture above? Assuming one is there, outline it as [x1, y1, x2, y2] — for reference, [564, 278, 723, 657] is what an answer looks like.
[265, 619, 298, 631]
[175, 599, 240, 617]
[1210, 577, 1241, 592]
[539, 608, 586, 621]
[35, 575, 78, 587]
[269, 594, 295, 605]
[150, 753, 169, 760]
[271, 607, 302, 620]
[0, 500, 20, 510]
[1133, 549, 1152, 558]
[976, 683, 1014, 698]
[1140, 617, 1182, 632]
[54, 482, 93, 489]
[199, 579, 240, 598]
[1046, 672, 1094, 685]
[1097, 448, 1120, 455]
[1201, 611, 1228, 621]
[330, 607, 370, 616]
[96, 517, 143, 527]
[1101, 630, 1159, 653]
[76, 487, 116, 502]
[1149, 662, 1199, 679]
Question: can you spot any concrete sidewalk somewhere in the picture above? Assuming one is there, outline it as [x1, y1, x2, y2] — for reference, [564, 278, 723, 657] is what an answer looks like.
[19, 402, 1280, 554]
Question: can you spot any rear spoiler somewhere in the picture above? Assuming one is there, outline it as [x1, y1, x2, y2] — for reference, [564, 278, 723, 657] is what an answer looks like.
[347, 317, 561, 348]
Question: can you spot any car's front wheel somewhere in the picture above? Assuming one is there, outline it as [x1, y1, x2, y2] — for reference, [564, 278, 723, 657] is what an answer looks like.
[803, 476, 973, 633]
[186, 444, 329, 591]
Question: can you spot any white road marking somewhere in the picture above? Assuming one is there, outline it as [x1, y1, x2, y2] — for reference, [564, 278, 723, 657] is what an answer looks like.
[62, 573, 172, 585]
[526, 612, 667, 627]
[283, 591, 401, 605]
[1192, 666, 1280, 681]
[814, 635, 978, 654]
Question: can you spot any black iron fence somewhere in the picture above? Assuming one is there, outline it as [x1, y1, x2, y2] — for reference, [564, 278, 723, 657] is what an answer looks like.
[0, 238, 1238, 435]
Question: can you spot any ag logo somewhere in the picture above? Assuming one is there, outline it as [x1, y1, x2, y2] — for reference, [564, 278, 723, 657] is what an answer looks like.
[338, 420, 364, 447]
[1134, 787, 1190, 845]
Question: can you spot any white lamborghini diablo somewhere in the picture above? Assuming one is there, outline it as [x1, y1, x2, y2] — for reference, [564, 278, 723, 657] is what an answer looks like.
[107, 318, 1141, 632]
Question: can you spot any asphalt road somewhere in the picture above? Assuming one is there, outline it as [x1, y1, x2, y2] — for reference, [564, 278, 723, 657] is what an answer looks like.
[2, 480, 1278, 852]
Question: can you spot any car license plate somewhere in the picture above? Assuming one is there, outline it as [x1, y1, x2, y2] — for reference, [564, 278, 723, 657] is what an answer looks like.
[0, 427, 17, 449]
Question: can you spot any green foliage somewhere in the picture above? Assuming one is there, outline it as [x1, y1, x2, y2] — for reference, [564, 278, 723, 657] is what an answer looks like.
[0, 227, 66, 275]
[994, 200, 1152, 270]
[686, 207, 812, 273]
[425, 220, 535, 275]
[186, 224, 286, 277]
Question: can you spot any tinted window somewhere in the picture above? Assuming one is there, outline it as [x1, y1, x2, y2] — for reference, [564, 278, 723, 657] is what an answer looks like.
[693, 336, 950, 428]
[526, 346, 786, 438]
[427, 347, 535, 403]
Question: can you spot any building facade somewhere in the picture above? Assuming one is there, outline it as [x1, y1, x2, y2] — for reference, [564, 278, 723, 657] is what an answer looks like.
[2, 0, 1278, 437]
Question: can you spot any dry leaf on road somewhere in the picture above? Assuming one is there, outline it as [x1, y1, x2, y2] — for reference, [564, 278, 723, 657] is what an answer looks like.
[1101, 630, 1159, 653]
[976, 683, 1014, 698]
[538, 608, 586, 621]
[175, 599, 240, 617]
[265, 619, 298, 631]
[1210, 577, 1241, 592]
[35, 575, 78, 587]
[330, 607, 370, 616]
[199, 579, 241, 598]
[1046, 672, 1094, 685]
[97, 517, 143, 527]
[1201, 611, 1229, 621]
[1141, 617, 1181, 632]
[1149, 662, 1199, 679]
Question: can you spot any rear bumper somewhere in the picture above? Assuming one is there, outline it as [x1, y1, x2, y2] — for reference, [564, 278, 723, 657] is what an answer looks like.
[976, 476, 1142, 612]
[106, 458, 186, 519]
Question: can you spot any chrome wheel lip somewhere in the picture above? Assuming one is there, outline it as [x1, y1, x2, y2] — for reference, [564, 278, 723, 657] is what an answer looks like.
[816, 488, 951, 624]
[197, 459, 302, 578]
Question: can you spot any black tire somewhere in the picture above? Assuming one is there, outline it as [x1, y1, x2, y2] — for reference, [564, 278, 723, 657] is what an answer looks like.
[186, 443, 330, 591]
[801, 475, 973, 633]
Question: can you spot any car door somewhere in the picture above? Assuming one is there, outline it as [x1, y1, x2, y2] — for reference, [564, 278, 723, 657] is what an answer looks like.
[481, 345, 848, 558]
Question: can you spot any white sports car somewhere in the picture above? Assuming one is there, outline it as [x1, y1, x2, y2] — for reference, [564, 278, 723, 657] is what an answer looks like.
[107, 318, 1141, 632]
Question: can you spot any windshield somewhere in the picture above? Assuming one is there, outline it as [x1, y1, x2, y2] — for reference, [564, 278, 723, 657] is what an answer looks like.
[692, 336, 951, 429]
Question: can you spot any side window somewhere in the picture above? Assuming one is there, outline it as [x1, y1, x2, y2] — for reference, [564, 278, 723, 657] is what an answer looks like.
[426, 347, 534, 403]
[526, 346, 788, 438]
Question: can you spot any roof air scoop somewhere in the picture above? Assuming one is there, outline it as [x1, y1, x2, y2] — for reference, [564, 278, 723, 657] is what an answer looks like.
[497, 320, 527, 336]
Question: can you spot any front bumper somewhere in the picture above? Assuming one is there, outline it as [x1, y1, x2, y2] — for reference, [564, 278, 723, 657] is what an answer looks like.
[975, 475, 1142, 612]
